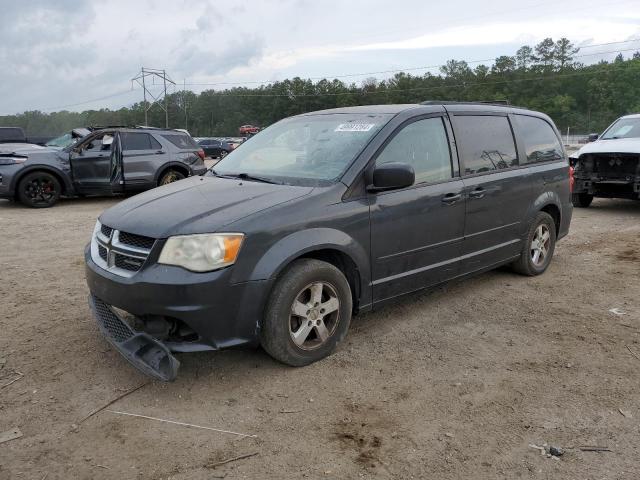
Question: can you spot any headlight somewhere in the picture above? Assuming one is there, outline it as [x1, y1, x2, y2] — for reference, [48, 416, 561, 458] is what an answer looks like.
[0, 157, 27, 166]
[158, 233, 244, 272]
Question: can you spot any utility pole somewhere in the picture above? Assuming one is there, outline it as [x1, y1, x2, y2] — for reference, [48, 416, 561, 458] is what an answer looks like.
[131, 67, 176, 127]
[183, 78, 188, 130]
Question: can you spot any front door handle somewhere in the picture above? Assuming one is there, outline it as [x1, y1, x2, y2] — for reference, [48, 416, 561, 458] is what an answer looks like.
[469, 187, 485, 199]
[442, 192, 462, 204]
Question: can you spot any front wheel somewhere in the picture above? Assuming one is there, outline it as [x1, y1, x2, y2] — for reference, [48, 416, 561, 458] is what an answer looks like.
[572, 193, 593, 208]
[17, 171, 61, 208]
[158, 169, 186, 186]
[511, 212, 557, 276]
[260, 259, 352, 366]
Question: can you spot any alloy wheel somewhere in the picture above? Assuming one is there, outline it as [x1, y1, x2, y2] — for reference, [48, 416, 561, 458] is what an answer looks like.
[289, 282, 340, 350]
[24, 177, 56, 205]
[530, 224, 551, 267]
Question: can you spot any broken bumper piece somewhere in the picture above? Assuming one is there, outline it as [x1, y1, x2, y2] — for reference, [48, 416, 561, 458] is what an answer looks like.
[88, 295, 180, 382]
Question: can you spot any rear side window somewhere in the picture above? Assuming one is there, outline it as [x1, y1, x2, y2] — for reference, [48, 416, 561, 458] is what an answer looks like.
[162, 133, 199, 150]
[455, 116, 518, 175]
[514, 115, 564, 163]
[376, 117, 453, 184]
[121, 132, 161, 151]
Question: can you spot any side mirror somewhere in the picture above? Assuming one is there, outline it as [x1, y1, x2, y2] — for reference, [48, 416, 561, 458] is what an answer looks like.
[588, 133, 599, 142]
[367, 162, 415, 191]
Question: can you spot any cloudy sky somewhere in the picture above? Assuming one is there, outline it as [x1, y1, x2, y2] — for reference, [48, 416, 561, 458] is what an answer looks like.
[2, 0, 640, 114]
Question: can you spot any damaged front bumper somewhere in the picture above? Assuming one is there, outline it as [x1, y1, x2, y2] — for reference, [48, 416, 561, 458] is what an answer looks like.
[89, 295, 180, 381]
[84, 245, 271, 380]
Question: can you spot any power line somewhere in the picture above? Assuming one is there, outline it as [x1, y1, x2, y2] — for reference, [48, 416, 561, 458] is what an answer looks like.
[31, 42, 640, 113]
[209, 61, 640, 98]
[40, 88, 140, 112]
[184, 39, 640, 87]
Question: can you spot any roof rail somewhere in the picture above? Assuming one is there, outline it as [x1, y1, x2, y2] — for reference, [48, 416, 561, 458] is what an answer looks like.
[420, 100, 512, 107]
[89, 125, 179, 131]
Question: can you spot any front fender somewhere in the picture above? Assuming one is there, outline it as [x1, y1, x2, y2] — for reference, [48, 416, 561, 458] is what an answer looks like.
[10, 164, 74, 196]
[242, 227, 371, 301]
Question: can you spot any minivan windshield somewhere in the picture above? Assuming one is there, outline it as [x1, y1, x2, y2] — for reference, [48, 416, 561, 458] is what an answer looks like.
[211, 113, 392, 185]
[601, 117, 640, 140]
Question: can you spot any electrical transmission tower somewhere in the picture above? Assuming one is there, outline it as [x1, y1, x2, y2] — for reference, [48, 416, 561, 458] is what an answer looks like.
[131, 67, 176, 127]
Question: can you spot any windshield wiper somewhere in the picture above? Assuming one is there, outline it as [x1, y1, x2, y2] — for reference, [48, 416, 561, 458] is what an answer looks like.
[210, 170, 283, 185]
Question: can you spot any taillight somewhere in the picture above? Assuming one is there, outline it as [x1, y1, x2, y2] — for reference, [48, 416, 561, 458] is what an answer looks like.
[569, 166, 574, 193]
[197, 149, 205, 160]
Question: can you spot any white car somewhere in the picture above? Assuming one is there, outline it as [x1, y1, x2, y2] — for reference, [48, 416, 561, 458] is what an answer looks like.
[570, 114, 640, 207]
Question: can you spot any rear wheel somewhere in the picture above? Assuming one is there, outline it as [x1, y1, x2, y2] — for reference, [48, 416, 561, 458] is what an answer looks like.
[512, 212, 557, 276]
[260, 259, 352, 366]
[571, 193, 593, 208]
[220, 150, 228, 159]
[17, 171, 61, 208]
[158, 169, 186, 186]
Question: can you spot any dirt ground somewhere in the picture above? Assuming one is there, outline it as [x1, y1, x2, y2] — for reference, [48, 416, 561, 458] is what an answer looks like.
[1, 196, 639, 480]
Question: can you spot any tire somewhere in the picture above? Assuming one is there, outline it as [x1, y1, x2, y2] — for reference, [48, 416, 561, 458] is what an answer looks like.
[260, 259, 353, 367]
[511, 212, 557, 276]
[17, 171, 61, 208]
[571, 193, 593, 208]
[220, 150, 228, 158]
[158, 169, 186, 186]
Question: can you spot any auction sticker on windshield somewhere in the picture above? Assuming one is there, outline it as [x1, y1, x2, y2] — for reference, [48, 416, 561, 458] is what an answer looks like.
[335, 123, 376, 132]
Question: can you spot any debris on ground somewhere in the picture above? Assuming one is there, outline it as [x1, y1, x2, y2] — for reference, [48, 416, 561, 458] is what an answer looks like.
[107, 410, 257, 438]
[206, 451, 259, 469]
[0, 428, 23, 445]
[618, 408, 633, 418]
[78, 382, 148, 424]
[549, 446, 564, 457]
[1, 372, 23, 389]
[529, 443, 564, 459]
[609, 308, 627, 316]
[579, 446, 612, 452]
[626, 345, 640, 362]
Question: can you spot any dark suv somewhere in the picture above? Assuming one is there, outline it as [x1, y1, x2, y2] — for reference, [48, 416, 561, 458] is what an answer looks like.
[0, 127, 206, 207]
[85, 103, 572, 380]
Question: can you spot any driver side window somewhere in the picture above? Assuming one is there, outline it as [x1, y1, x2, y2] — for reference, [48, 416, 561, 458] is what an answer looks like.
[82, 133, 113, 152]
[376, 117, 453, 184]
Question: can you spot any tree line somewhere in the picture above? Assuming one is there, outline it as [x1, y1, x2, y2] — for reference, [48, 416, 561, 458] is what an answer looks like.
[2, 38, 639, 138]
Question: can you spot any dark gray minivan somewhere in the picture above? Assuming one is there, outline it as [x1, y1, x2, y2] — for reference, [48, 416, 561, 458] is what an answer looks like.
[85, 102, 572, 380]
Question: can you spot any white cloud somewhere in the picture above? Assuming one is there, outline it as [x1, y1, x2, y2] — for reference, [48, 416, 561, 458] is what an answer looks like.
[349, 19, 640, 51]
[1, 0, 639, 114]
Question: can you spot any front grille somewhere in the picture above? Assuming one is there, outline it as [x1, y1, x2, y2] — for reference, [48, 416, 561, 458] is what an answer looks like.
[101, 224, 113, 238]
[114, 253, 145, 272]
[91, 296, 134, 343]
[91, 224, 156, 278]
[118, 231, 155, 250]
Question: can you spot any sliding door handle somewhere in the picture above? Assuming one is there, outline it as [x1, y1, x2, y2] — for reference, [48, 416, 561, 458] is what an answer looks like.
[469, 187, 485, 199]
[442, 193, 462, 204]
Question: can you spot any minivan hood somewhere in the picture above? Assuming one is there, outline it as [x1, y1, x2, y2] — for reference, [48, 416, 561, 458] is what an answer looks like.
[100, 175, 314, 238]
[576, 137, 640, 156]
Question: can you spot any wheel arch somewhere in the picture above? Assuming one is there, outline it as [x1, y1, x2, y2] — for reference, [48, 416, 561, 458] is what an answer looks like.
[11, 165, 72, 198]
[241, 228, 371, 312]
[529, 191, 562, 237]
[540, 203, 561, 237]
[154, 162, 191, 185]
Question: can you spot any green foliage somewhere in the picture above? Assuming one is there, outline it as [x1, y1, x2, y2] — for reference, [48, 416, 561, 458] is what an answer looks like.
[2, 38, 640, 137]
